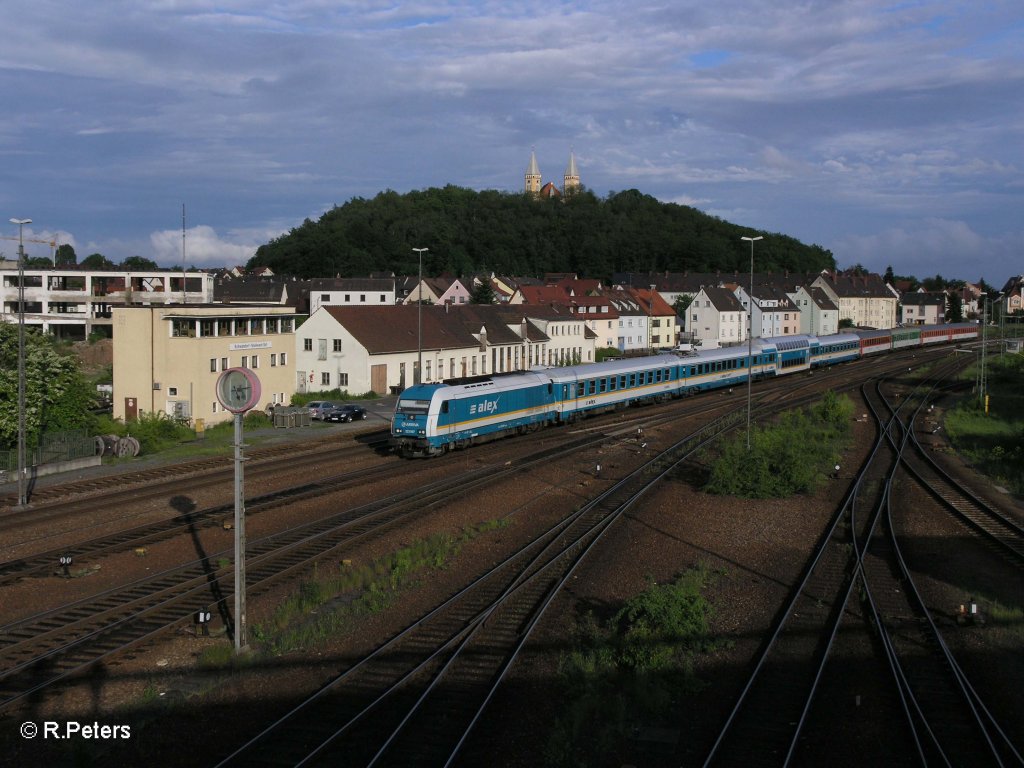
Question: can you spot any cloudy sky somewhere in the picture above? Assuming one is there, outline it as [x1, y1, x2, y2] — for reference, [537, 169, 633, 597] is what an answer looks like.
[2, 1, 1021, 285]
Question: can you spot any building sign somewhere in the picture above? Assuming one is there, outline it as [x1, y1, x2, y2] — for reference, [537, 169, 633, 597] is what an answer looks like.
[229, 341, 272, 351]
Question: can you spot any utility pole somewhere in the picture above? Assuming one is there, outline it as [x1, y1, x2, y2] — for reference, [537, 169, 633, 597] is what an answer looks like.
[9, 218, 32, 509]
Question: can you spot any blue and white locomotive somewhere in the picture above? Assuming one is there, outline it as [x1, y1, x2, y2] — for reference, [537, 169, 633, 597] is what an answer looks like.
[390, 323, 978, 457]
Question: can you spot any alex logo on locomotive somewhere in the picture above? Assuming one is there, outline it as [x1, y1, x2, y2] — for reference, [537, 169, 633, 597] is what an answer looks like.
[469, 398, 499, 416]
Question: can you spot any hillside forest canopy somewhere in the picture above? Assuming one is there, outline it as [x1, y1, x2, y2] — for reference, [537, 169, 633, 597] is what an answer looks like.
[248, 187, 836, 280]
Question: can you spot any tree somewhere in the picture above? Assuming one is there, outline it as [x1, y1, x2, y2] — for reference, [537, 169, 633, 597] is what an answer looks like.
[946, 291, 964, 322]
[0, 324, 95, 450]
[121, 255, 159, 270]
[884, 265, 895, 285]
[55, 244, 77, 267]
[673, 294, 694, 316]
[922, 274, 946, 291]
[81, 253, 116, 269]
[469, 279, 496, 305]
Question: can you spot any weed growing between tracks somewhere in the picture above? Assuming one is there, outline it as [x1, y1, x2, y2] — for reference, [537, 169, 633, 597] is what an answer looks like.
[700, 390, 855, 498]
[244, 518, 513, 655]
[544, 564, 726, 767]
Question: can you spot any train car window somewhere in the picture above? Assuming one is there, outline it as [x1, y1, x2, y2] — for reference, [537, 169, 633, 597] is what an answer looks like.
[610, 377, 617, 391]
[577, 382, 585, 398]
[620, 376, 627, 389]
[588, 380, 597, 395]
[562, 385, 569, 399]
[599, 379, 607, 393]
[629, 374, 636, 387]
[441, 401, 449, 414]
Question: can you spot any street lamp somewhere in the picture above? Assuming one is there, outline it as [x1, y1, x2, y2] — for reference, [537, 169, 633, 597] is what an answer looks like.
[10, 218, 31, 509]
[741, 235, 763, 451]
[412, 247, 428, 385]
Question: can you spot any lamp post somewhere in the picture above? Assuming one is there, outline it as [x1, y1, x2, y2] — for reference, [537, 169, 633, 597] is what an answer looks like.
[412, 247, 428, 385]
[10, 218, 31, 509]
[741, 235, 763, 451]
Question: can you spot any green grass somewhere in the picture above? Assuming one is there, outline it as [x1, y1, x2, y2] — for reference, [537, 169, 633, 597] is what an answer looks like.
[257, 519, 511, 654]
[544, 564, 726, 767]
[947, 354, 1024, 494]
[701, 390, 855, 498]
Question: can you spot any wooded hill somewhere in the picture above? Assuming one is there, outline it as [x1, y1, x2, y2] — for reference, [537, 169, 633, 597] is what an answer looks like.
[248, 186, 835, 280]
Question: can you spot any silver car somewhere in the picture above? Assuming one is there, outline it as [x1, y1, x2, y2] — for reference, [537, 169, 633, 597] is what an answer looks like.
[307, 401, 335, 420]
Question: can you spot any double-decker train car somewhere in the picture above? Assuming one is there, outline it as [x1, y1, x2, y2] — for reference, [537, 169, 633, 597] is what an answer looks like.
[390, 322, 979, 457]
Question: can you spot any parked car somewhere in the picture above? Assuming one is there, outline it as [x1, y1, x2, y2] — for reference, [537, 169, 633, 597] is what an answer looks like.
[307, 401, 335, 420]
[324, 404, 368, 423]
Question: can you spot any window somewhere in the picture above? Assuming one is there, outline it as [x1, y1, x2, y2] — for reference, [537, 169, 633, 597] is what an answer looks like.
[171, 319, 192, 337]
[321, 294, 330, 302]
[340, 373, 349, 386]
[317, 339, 327, 360]
[200, 320, 213, 337]
[251, 355, 259, 369]
[303, 338, 312, 352]
[271, 354, 277, 367]
[241, 356, 248, 368]
[266, 318, 278, 334]
[333, 339, 342, 353]
[359, 294, 366, 303]
[281, 318, 293, 333]
[221, 357, 228, 370]
[212, 402, 218, 413]
[168, 387, 178, 396]
[280, 353, 287, 366]
[210, 358, 217, 373]
[321, 372, 331, 386]
[379, 294, 385, 302]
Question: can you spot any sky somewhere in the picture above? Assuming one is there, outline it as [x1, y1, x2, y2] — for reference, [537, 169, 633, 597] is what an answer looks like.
[2, 0, 1022, 286]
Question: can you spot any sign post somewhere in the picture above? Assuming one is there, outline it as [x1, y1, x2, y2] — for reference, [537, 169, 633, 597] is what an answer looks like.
[215, 367, 261, 653]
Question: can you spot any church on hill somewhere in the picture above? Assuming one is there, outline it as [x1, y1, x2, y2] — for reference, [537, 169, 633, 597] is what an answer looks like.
[525, 149, 580, 198]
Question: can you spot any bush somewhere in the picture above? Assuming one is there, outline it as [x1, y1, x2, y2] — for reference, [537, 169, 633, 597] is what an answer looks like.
[704, 391, 853, 498]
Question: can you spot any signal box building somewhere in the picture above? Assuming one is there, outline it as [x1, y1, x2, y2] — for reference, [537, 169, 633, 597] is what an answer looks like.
[112, 305, 298, 426]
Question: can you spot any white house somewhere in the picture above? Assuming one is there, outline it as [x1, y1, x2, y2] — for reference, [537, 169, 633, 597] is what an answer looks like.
[685, 286, 747, 346]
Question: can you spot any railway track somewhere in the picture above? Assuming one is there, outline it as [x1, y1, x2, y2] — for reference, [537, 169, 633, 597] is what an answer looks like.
[0, 429, 635, 714]
[215, 412, 748, 767]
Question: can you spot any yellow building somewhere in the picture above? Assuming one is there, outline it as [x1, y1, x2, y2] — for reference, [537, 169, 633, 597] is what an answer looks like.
[112, 305, 298, 426]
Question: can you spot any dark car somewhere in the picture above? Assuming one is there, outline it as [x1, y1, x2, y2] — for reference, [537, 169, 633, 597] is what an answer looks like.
[324, 404, 368, 423]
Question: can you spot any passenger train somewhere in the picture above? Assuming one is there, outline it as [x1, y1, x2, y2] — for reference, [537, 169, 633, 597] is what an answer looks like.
[389, 323, 978, 457]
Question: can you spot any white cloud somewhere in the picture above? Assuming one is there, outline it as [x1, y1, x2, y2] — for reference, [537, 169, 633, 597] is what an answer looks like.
[148, 225, 274, 267]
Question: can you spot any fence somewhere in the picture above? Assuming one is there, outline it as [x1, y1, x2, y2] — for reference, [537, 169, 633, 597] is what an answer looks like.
[1, 429, 97, 472]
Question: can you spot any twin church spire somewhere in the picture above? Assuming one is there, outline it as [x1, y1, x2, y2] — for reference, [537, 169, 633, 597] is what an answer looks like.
[525, 148, 580, 197]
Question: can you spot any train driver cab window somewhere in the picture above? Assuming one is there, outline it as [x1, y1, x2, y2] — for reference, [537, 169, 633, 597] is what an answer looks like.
[441, 401, 449, 414]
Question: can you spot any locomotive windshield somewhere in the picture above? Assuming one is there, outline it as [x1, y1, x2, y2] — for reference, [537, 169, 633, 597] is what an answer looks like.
[397, 398, 430, 414]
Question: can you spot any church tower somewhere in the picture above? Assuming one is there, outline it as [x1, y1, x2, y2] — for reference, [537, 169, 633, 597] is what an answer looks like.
[525, 149, 542, 195]
[563, 149, 580, 195]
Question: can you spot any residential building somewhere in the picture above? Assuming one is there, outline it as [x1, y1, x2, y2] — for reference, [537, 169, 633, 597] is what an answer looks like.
[401, 276, 470, 307]
[111, 305, 298, 426]
[1, 266, 214, 340]
[734, 284, 801, 338]
[294, 304, 596, 396]
[900, 292, 946, 325]
[812, 271, 898, 329]
[685, 287, 747, 346]
[787, 286, 840, 335]
[307, 277, 396, 313]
